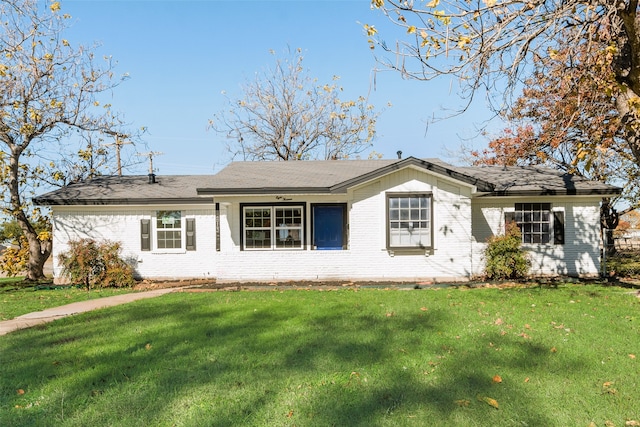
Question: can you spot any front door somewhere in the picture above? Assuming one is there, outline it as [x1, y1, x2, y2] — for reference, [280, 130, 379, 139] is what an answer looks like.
[313, 205, 345, 250]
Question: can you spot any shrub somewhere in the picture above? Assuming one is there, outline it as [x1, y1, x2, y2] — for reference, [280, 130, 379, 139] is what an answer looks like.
[484, 221, 530, 280]
[58, 239, 136, 289]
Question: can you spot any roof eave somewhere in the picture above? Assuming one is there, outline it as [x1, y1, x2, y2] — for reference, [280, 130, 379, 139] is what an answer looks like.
[197, 187, 337, 196]
[477, 188, 623, 197]
[33, 197, 212, 206]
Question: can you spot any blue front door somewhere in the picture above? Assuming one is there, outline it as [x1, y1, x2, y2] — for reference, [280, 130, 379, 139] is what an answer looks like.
[313, 205, 345, 250]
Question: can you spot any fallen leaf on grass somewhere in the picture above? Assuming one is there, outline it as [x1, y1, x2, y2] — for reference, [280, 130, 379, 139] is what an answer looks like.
[625, 420, 640, 426]
[454, 399, 470, 407]
[550, 347, 557, 353]
[286, 410, 294, 418]
[420, 307, 428, 311]
[524, 377, 530, 383]
[602, 381, 617, 395]
[492, 375, 502, 383]
[145, 343, 152, 351]
[16, 389, 24, 395]
[629, 354, 636, 359]
[494, 318, 503, 325]
[477, 395, 499, 409]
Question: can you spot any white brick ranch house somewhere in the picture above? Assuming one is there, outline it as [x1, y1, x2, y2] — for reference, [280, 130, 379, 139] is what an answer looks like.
[33, 157, 621, 283]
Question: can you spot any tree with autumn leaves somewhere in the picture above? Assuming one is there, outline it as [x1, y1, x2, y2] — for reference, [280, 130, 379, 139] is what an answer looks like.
[471, 25, 640, 206]
[367, 0, 640, 179]
[0, 0, 133, 280]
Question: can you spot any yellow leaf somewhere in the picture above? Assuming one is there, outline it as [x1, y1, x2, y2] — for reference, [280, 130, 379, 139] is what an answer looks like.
[365, 24, 378, 36]
[492, 375, 502, 383]
[458, 35, 472, 48]
[625, 421, 640, 426]
[483, 0, 496, 6]
[629, 354, 636, 359]
[434, 10, 451, 25]
[50, 1, 61, 12]
[371, 0, 384, 8]
[478, 395, 499, 409]
[407, 25, 416, 34]
[426, 0, 440, 7]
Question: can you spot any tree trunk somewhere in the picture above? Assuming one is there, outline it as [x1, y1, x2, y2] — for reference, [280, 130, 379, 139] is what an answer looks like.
[601, 198, 620, 256]
[8, 145, 51, 281]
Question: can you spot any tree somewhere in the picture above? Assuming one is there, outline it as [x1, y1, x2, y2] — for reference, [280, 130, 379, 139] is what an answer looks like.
[367, 0, 640, 166]
[0, 0, 131, 280]
[467, 27, 637, 254]
[471, 28, 640, 206]
[210, 48, 381, 161]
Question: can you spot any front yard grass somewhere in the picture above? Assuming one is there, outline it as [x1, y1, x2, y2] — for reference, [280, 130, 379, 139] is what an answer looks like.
[1, 285, 639, 426]
[0, 280, 135, 321]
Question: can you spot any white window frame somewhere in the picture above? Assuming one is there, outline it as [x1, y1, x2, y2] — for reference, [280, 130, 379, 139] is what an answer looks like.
[242, 204, 305, 250]
[386, 193, 433, 250]
[154, 210, 184, 252]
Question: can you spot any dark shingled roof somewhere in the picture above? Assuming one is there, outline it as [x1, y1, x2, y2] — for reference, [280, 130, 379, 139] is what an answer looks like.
[33, 157, 621, 206]
[33, 175, 213, 205]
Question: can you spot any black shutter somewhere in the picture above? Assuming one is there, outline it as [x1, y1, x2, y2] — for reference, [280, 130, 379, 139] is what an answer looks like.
[553, 211, 565, 245]
[141, 219, 151, 251]
[505, 212, 516, 225]
[186, 218, 196, 251]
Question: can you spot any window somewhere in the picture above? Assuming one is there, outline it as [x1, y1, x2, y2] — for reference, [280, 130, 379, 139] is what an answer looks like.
[157, 210, 182, 249]
[140, 212, 196, 251]
[505, 203, 564, 245]
[243, 205, 304, 250]
[387, 193, 432, 249]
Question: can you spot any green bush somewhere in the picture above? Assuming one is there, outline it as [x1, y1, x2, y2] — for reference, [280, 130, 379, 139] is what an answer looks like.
[58, 239, 136, 290]
[484, 221, 530, 280]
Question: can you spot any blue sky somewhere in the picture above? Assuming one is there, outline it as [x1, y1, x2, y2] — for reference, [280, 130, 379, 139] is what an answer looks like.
[61, 0, 497, 175]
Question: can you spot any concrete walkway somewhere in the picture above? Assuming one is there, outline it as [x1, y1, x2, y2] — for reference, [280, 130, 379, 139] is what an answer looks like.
[0, 288, 181, 336]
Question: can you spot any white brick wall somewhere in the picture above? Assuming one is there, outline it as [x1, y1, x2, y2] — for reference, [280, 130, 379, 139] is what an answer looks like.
[470, 198, 602, 277]
[49, 171, 605, 283]
[51, 204, 216, 281]
[212, 168, 476, 282]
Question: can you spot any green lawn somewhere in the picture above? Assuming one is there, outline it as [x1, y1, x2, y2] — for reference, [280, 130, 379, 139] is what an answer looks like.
[0, 281, 136, 321]
[1, 285, 639, 426]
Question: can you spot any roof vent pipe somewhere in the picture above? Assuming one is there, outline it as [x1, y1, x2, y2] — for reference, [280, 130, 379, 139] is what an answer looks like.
[397, 150, 402, 159]
[148, 173, 156, 184]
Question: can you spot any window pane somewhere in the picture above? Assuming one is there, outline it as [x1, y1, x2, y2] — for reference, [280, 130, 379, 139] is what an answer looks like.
[388, 195, 431, 248]
[244, 206, 303, 250]
[156, 211, 182, 249]
[157, 210, 181, 229]
[245, 230, 271, 249]
[514, 203, 551, 244]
